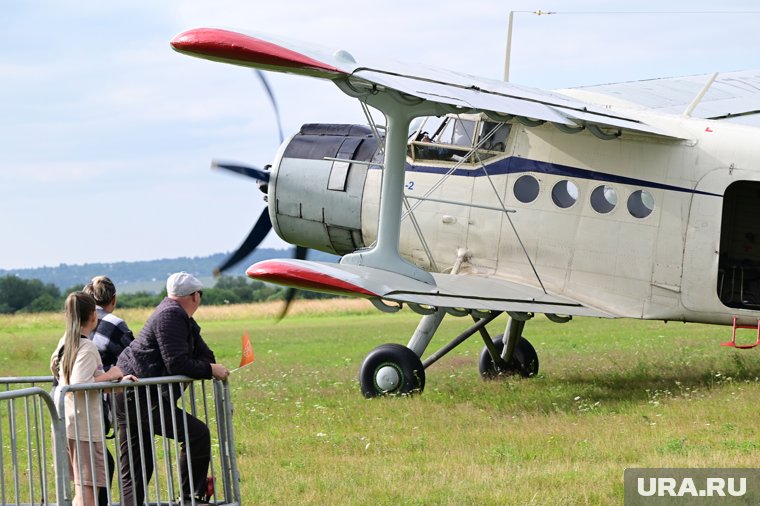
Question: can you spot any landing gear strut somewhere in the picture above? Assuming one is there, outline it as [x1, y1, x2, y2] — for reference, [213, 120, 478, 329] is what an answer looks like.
[478, 315, 539, 378]
[478, 334, 539, 378]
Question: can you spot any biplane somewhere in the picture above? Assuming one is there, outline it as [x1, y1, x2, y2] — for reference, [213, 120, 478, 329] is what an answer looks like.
[171, 27, 760, 397]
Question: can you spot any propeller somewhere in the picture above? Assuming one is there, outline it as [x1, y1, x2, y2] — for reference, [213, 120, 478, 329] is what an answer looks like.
[253, 69, 285, 144]
[212, 161, 270, 183]
[213, 211, 272, 277]
[212, 161, 270, 195]
[213, 69, 311, 319]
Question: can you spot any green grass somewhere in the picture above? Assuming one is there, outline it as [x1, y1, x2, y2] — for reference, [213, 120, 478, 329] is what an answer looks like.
[3, 301, 760, 504]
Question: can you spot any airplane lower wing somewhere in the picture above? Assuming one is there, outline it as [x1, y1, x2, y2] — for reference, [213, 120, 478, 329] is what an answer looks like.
[247, 259, 612, 318]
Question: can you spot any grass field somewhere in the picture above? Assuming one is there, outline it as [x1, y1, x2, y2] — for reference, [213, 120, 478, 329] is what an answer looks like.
[3, 299, 760, 504]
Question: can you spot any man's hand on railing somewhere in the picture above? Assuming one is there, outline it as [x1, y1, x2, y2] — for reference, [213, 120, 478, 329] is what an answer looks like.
[211, 363, 230, 381]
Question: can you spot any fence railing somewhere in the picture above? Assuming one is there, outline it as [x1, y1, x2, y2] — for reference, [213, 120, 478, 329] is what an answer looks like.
[0, 379, 65, 506]
[0, 376, 240, 506]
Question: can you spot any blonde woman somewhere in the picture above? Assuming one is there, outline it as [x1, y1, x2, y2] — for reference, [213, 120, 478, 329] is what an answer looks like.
[50, 291, 137, 506]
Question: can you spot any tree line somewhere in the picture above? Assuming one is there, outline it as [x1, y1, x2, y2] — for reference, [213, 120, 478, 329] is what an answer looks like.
[0, 249, 338, 292]
[0, 275, 329, 314]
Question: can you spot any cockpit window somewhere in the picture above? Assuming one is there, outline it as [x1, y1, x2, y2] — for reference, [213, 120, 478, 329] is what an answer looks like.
[480, 122, 510, 152]
[412, 116, 446, 141]
[409, 116, 511, 164]
[437, 118, 476, 147]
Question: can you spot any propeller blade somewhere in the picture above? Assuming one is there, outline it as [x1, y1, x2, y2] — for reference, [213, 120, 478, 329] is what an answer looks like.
[276, 246, 309, 320]
[214, 210, 272, 276]
[254, 69, 285, 144]
[212, 160, 270, 182]
[294, 245, 308, 261]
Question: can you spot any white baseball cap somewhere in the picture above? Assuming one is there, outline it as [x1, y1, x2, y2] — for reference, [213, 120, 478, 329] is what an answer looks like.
[166, 271, 204, 297]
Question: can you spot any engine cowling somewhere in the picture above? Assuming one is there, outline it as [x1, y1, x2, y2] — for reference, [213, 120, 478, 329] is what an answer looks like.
[268, 124, 381, 255]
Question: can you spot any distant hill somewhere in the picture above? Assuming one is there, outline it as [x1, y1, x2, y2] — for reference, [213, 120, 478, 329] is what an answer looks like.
[0, 249, 338, 293]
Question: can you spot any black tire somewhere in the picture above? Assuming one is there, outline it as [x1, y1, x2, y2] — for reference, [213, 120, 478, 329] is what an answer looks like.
[478, 334, 539, 379]
[359, 344, 426, 398]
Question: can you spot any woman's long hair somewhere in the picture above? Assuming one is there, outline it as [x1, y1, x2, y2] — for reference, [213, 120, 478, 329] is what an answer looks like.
[61, 291, 96, 384]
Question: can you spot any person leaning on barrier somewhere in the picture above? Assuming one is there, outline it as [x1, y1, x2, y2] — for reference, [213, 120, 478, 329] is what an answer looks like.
[114, 271, 230, 506]
[83, 275, 135, 506]
[83, 275, 134, 371]
[50, 292, 137, 506]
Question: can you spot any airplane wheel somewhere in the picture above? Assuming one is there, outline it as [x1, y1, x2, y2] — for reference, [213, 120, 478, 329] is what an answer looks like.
[359, 344, 425, 398]
[478, 334, 539, 379]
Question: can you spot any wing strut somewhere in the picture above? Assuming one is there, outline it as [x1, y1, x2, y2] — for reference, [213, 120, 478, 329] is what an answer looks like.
[355, 97, 438, 272]
[683, 72, 719, 118]
[336, 79, 456, 283]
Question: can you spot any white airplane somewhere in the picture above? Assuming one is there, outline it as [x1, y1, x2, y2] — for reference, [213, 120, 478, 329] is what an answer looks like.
[171, 27, 760, 397]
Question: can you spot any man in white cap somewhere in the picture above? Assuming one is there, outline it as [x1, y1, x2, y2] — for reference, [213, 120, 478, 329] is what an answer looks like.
[114, 272, 229, 506]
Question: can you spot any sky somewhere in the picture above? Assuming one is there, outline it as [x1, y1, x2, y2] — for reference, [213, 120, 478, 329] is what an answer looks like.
[1, 0, 759, 270]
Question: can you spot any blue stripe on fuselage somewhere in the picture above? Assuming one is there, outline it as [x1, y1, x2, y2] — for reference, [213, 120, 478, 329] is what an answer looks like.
[383, 156, 721, 197]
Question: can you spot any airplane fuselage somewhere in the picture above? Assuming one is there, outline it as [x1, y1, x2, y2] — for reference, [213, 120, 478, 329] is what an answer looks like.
[270, 112, 760, 326]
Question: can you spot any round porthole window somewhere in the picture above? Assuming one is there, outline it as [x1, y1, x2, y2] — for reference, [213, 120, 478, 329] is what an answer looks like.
[627, 190, 654, 218]
[590, 185, 617, 214]
[551, 180, 579, 208]
[513, 175, 539, 203]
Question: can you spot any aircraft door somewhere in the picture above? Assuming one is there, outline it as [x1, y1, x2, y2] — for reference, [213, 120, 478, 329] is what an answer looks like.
[681, 169, 760, 316]
[714, 180, 760, 310]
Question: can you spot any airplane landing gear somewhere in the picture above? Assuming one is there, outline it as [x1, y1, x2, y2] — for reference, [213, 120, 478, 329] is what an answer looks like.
[478, 315, 539, 378]
[359, 344, 426, 398]
[478, 334, 539, 378]
[357, 309, 553, 397]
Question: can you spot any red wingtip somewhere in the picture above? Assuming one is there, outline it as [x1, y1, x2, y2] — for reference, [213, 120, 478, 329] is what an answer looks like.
[171, 28, 344, 75]
[247, 260, 377, 297]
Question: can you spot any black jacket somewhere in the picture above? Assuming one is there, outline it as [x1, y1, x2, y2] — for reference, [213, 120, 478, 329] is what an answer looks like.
[117, 298, 215, 380]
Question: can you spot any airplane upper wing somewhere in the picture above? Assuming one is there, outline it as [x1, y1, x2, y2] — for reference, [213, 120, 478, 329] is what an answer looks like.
[247, 259, 612, 318]
[170, 28, 685, 139]
[560, 70, 760, 127]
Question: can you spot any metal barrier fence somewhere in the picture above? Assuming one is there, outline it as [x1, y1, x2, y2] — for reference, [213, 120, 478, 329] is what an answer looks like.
[0, 377, 240, 506]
